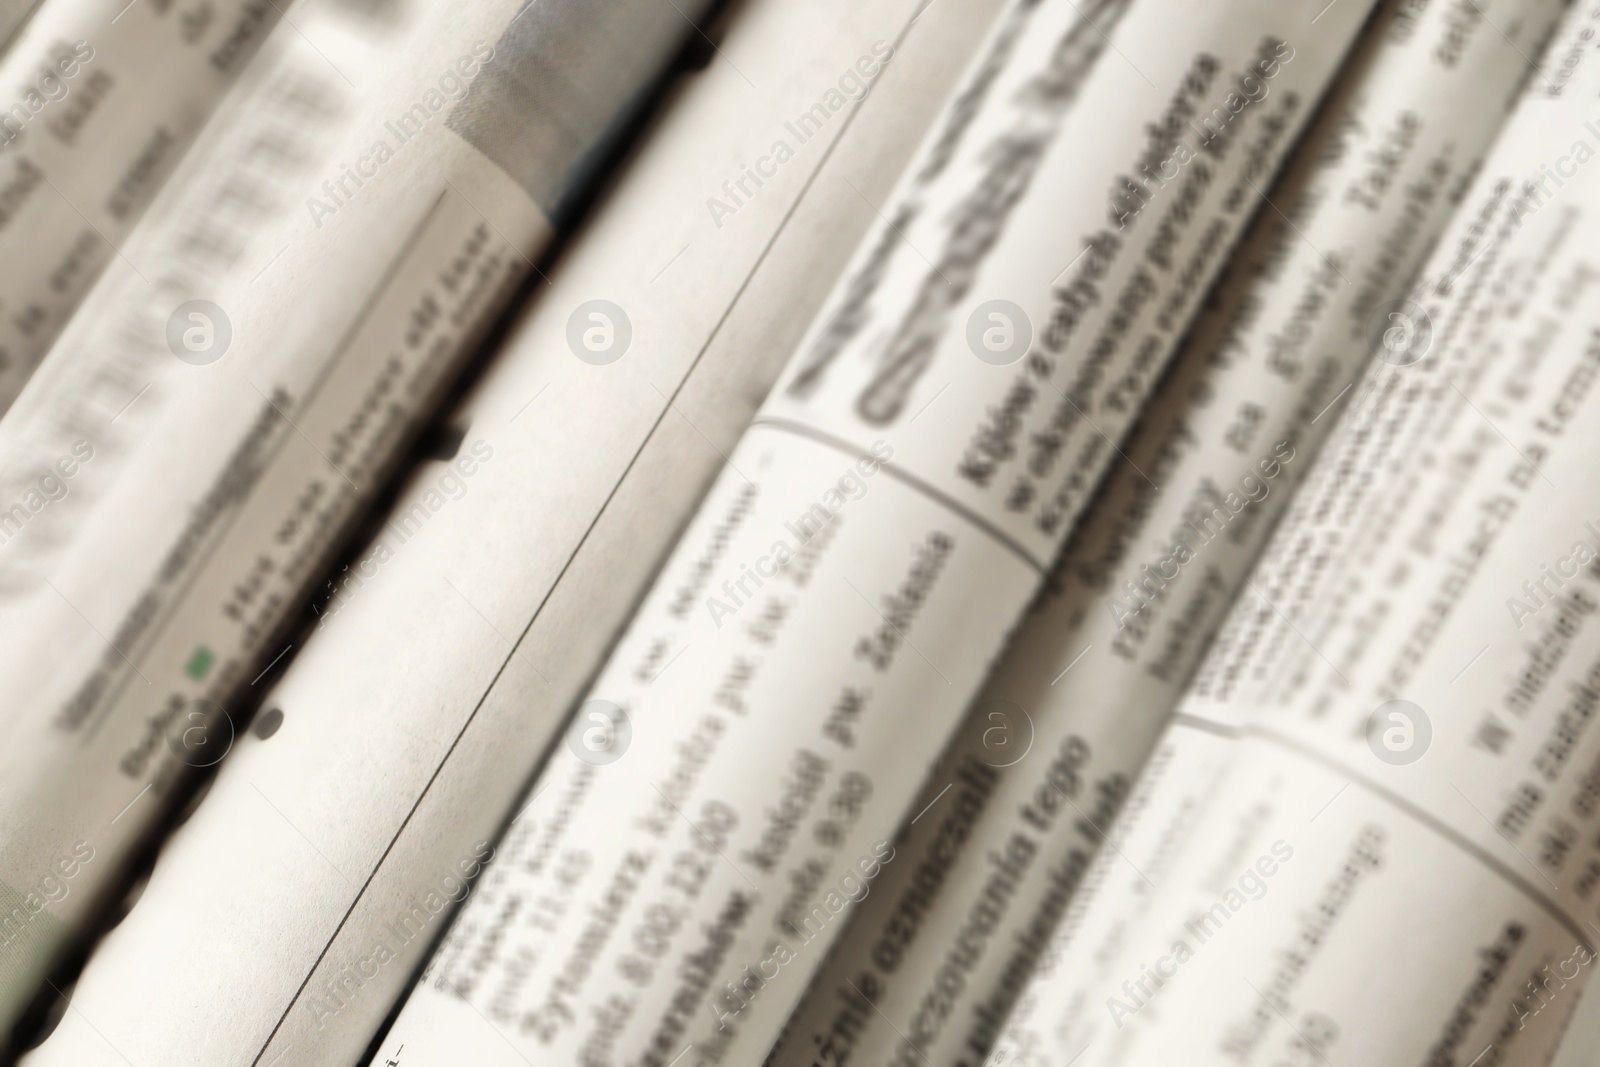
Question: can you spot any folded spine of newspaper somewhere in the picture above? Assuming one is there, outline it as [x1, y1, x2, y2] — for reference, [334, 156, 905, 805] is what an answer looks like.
[0, 0, 715, 1037]
[365, 2, 1376, 1063]
[0, 0, 282, 414]
[764, 1, 1568, 1065]
[988, 4, 1600, 1064]
[7, 1, 1021, 1063]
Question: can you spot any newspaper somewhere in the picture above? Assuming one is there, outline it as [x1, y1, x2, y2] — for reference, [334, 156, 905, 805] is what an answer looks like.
[0, 2, 383, 1043]
[0, 0, 38, 56]
[10, 1, 1019, 1063]
[764, 1, 1568, 1065]
[361, 1, 1376, 1064]
[1552, 979, 1600, 1067]
[0, 0, 713, 1040]
[989, 4, 1600, 1064]
[0, 0, 282, 414]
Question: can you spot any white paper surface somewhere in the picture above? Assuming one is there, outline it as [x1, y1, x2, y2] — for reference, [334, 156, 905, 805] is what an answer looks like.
[0, 0, 281, 412]
[0, 0, 712, 1036]
[13, 1, 1016, 1064]
[994, 5, 1600, 1064]
[766, 1, 1566, 1064]
[369, 1, 1376, 1064]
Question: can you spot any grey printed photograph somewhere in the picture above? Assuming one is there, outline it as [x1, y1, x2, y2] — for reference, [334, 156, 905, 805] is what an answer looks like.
[1, 0, 1599, 1065]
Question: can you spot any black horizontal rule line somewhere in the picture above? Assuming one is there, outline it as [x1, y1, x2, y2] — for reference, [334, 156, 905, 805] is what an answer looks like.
[1250, 722, 1592, 950]
[748, 414, 1050, 575]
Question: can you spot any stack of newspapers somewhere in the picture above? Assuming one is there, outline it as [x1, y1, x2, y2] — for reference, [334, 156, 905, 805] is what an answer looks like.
[4, 0, 1600, 1063]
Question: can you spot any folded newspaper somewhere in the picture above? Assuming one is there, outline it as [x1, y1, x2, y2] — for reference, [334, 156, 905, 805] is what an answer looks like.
[365, 0, 1374, 1063]
[11, 0, 1020, 1062]
[768, 1, 1565, 1064]
[0, 0, 715, 1041]
[992, 3, 1600, 1064]
[0, 0, 282, 413]
[5, 0, 1599, 1063]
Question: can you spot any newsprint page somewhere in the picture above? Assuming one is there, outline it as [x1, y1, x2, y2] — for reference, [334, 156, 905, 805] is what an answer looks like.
[3, 1, 1600, 1067]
